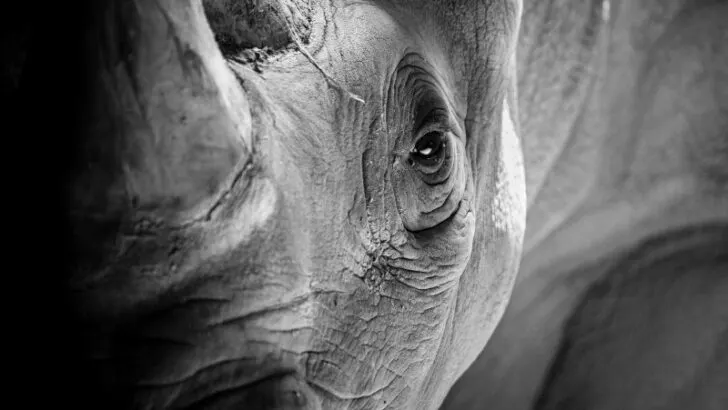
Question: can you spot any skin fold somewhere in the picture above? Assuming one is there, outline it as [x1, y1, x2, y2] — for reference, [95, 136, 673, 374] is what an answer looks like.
[443, 0, 728, 409]
[65, 0, 525, 409]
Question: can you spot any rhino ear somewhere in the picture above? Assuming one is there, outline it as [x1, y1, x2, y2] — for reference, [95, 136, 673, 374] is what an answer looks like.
[71, 0, 253, 223]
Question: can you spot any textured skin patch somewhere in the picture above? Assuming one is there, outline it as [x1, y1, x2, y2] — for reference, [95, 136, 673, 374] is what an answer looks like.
[203, 0, 312, 57]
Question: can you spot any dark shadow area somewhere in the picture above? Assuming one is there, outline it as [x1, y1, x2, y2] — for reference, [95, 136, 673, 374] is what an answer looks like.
[4, 1, 102, 407]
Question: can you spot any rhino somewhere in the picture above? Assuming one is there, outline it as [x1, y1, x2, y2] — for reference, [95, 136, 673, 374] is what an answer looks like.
[50, 0, 726, 409]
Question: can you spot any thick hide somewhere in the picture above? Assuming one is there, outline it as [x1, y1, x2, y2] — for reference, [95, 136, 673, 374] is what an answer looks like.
[65, 1, 525, 409]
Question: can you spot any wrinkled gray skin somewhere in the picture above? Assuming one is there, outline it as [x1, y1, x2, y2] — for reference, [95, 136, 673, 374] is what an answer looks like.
[69, 0, 524, 409]
[68, 0, 728, 409]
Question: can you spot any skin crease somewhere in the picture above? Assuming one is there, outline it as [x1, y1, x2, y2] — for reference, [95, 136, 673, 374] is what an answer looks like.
[67, 0, 524, 409]
[443, 0, 728, 409]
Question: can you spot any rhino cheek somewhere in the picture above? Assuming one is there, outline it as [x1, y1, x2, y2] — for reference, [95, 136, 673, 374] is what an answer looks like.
[437, 98, 526, 390]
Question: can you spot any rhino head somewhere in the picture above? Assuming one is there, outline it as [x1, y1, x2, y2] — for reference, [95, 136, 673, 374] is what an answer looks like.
[67, 0, 526, 408]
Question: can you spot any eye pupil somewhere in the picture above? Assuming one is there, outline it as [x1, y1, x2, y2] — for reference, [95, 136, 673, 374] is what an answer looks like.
[414, 132, 444, 159]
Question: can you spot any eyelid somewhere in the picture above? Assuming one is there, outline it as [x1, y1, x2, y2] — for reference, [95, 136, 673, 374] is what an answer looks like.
[416, 112, 451, 139]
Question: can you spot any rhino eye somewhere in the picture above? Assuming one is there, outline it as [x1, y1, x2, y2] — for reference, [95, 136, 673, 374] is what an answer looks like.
[394, 111, 461, 231]
[388, 55, 465, 232]
[411, 131, 446, 167]
[408, 120, 454, 185]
